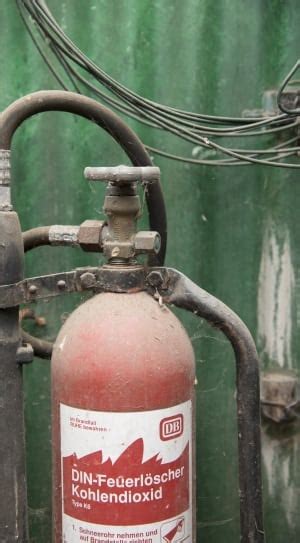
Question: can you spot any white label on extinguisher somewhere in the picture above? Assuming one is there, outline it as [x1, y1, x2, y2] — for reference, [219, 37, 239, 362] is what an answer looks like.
[60, 400, 193, 543]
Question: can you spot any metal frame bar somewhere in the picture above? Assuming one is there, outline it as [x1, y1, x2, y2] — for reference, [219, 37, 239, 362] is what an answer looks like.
[146, 268, 265, 543]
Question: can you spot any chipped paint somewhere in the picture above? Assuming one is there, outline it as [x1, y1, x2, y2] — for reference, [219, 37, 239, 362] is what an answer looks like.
[262, 430, 300, 529]
[257, 218, 294, 369]
[259, 218, 300, 536]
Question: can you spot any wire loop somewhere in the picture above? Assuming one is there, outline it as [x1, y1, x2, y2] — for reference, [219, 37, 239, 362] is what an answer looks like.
[277, 60, 300, 115]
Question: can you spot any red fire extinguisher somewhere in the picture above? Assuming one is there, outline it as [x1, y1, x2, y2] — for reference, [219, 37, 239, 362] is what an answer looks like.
[51, 166, 196, 543]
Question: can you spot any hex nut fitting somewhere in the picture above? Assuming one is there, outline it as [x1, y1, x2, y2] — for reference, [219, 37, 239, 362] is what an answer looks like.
[78, 220, 106, 252]
[134, 231, 161, 255]
[146, 270, 164, 288]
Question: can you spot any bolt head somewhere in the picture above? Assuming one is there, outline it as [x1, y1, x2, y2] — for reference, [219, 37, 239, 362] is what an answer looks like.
[80, 272, 96, 289]
[57, 280, 67, 290]
[147, 270, 164, 288]
[28, 284, 38, 295]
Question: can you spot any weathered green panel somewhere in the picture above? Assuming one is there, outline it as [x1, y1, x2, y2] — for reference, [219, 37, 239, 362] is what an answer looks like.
[1, 1, 300, 541]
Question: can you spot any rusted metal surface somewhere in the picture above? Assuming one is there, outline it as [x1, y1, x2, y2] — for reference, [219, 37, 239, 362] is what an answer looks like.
[23, 220, 161, 256]
[0, 266, 150, 309]
[0, 270, 78, 307]
[0, 264, 147, 359]
[104, 193, 140, 260]
[99, 168, 162, 262]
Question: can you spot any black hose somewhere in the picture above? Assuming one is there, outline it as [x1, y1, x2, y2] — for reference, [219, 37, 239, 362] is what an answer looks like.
[0, 90, 167, 266]
[23, 226, 51, 252]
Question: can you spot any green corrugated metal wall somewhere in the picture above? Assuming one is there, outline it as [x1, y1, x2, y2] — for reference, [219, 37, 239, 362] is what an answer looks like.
[1, 1, 300, 541]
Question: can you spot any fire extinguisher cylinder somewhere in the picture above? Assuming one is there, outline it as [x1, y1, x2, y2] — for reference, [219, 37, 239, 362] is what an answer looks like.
[52, 289, 196, 542]
[51, 165, 196, 543]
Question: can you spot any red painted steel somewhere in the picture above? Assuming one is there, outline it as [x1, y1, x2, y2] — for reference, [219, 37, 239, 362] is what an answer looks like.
[52, 290, 195, 542]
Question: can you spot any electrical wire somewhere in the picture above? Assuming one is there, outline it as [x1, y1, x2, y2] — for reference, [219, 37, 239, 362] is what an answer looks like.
[278, 59, 300, 115]
[16, 0, 300, 168]
[27, 0, 291, 129]
[22, 0, 288, 131]
[146, 145, 298, 167]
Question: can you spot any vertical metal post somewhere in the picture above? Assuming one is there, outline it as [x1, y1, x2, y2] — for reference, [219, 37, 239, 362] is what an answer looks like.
[0, 150, 28, 541]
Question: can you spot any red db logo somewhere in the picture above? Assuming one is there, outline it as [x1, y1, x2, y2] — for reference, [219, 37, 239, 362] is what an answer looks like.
[160, 414, 183, 440]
